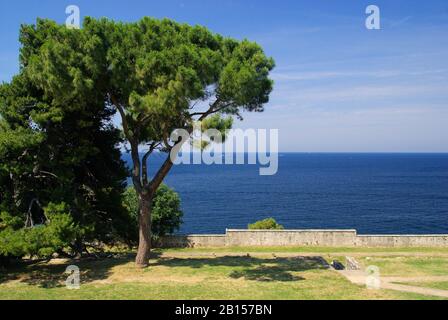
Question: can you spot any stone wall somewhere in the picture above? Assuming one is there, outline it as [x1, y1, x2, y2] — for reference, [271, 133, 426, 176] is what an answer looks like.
[156, 229, 448, 248]
[225, 229, 357, 247]
[155, 234, 226, 248]
[356, 234, 448, 247]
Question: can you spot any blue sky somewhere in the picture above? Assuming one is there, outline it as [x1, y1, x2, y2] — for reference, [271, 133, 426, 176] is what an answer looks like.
[1, 0, 447, 152]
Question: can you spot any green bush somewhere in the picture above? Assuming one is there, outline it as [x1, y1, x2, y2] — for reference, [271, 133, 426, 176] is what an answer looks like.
[248, 218, 284, 230]
[123, 185, 183, 240]
[0, 202, 81, 260]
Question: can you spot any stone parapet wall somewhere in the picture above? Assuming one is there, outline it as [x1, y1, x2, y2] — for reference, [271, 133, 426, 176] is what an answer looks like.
[156, 229, 448, 248]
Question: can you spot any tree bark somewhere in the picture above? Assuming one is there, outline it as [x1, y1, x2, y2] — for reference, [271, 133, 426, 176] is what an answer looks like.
[135, 192, 153, 267]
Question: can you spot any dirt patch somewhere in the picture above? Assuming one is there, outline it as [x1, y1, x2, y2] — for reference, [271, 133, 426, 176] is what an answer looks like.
[339, 270, 448, 298]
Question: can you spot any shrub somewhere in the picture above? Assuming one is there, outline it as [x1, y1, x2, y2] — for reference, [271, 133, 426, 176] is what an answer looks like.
[0, 202, 81, 260]
[122, 185, 183, 240]
[248, 218, 284, 230]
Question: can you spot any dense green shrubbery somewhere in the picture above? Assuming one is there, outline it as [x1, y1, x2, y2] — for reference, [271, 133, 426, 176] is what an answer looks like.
[248, 218, 284, 230]
[123, 185, 183, 241]
[0, 185, 184, 263]
[0, 203, 80, 259]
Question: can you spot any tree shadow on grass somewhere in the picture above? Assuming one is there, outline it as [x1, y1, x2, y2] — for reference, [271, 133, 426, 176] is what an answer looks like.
[229, 257, 328, 282]
[0, 251, 151, 288]
[0, 253, 329, 287]
[152, 255, 329, 282]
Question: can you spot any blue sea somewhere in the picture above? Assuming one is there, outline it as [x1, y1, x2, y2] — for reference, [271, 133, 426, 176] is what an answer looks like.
[124, 153, 448, 235]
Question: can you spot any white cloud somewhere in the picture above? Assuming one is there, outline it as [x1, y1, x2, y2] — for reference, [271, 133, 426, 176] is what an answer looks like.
[273, 84, 448, 104]
[271, 70, 402, 81]
[271, 68, 448, 82]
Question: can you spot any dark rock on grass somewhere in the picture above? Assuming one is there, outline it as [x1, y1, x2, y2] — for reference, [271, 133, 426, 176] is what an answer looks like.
[331, 260, 345, 270]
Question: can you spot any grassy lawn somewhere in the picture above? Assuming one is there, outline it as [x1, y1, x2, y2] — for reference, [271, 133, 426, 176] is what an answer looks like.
[1, 247, 447, 300]
[395, 281, 448, 291]
[356, 256, 448, 277]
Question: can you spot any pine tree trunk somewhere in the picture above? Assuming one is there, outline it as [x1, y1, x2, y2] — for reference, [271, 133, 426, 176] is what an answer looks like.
[135, 193, 152, 267]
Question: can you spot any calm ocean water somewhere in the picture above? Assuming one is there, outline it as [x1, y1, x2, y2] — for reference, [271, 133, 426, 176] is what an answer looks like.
[124, 153, 448, 235]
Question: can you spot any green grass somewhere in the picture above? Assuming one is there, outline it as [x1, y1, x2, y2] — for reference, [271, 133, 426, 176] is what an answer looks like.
[1, 247, 447, 300]
[356, 256, 448, 277]
[395, 281, 448, 291]
[2, 280, 441, 300]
